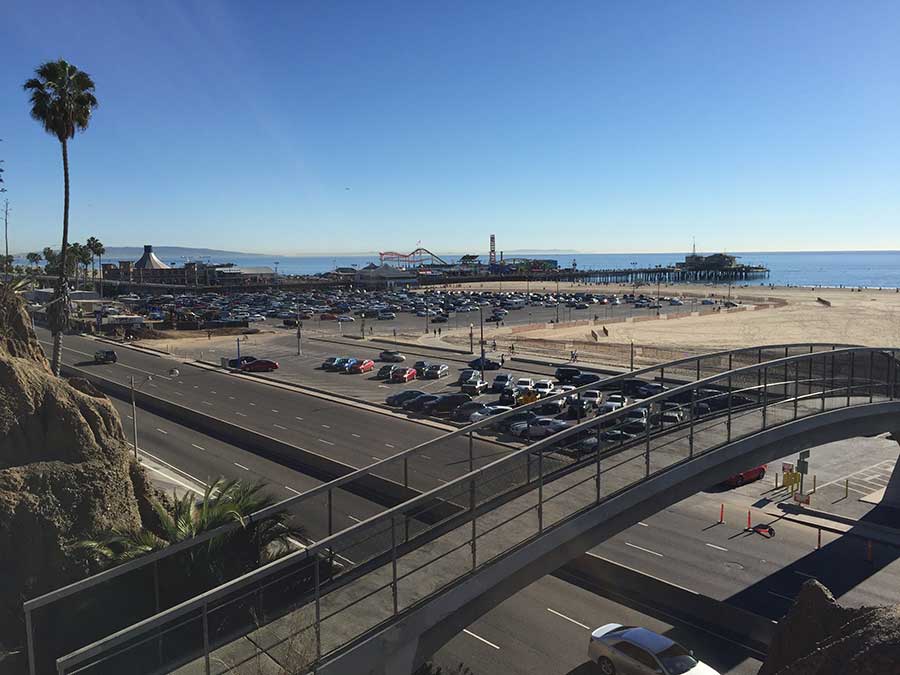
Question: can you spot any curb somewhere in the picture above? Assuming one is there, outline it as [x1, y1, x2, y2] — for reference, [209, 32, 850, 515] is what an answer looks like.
[510, 354, 627, 377]
[311, 335, 473, 357]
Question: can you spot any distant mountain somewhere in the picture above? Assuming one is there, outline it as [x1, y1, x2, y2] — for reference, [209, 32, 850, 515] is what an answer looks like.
[99, 246, 271, 261]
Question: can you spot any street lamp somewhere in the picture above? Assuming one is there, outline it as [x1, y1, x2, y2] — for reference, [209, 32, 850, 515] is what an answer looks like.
[555, 275, 560, 323]
[478, 305, 485, 382]
[469, 322, 474, 354]
[130, 368, 179, 460]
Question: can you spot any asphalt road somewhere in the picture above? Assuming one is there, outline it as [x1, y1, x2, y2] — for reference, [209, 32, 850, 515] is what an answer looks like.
[38, 328, 511, 494]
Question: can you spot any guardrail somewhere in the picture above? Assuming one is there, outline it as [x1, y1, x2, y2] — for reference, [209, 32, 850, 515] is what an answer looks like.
[52, 345, 896, 674]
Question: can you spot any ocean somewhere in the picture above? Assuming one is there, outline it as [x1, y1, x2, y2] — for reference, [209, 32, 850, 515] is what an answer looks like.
[14, 250, 900, 289]
[204, 250, 900, 289]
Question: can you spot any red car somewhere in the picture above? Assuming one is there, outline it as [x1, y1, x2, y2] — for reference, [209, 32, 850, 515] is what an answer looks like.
[392, 367, 417, 383]
[349, 359, 375, 374]
[724, 464, 767, 487]
[241, 359, 279, 373]
[320, 313, 337, 320]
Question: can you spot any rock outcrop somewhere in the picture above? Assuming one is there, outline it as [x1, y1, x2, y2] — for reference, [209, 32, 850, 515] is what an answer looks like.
[760, 579, 900, 675]
[0, 290, 160, 653]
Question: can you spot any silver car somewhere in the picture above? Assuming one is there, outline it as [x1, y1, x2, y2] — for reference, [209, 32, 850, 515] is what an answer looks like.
[588, 625, 719, 675]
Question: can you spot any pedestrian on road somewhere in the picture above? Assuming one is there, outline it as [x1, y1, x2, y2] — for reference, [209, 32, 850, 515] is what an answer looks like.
[570, 349, 575, 362]
[438, 327, 442, 336]
[574, 350, 579, 362]
[492, 340, 497, 351]
[510, 343, 515, 354]
[500, 354, 505, 366]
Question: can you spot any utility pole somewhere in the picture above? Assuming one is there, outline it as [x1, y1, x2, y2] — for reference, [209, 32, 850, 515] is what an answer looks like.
[130, 376, 139, 460]
[478, 305, 485, 382]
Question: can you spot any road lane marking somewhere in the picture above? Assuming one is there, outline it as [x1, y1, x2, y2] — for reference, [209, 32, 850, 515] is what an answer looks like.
[351, 433, 361, 438]
[705, 543, 728, 552]
[624, 542, 663, 557]
[193, 385, 199, 389]
[248, 402, 256, 406]
[272, 409, 279, 413]
[462, 629, 499, 650]
[210, 391, 216, 394]
[371, 456, 381, 461]
[142, 464, 203, 495]
[637, 522, 649, 527]
[176, 391, 184, 396]
[285, 486, 302, 495]
[234, 462, 250, 471]
[295, 416, 304, 421]
[767, 590, 793, 601]
[229, 396, 235, 400]
[321, 424, 331, 429]
[126, 415, 133, 420]
[235, 411, 247, 417]
[202, 401, 213, 406]
[546, 608, 590, 630]
[319, 439, 335, 446]
[348, 515, 362, 523]
[794, 571, 816, 579]
[191, 443, 205, 451]
[156, 428, 168, 435]
[421, 454, 431, 460]
[385, 443, 395, 448]
[273, 423, 287, 430]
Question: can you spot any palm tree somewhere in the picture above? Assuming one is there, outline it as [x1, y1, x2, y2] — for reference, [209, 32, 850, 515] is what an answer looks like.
[73, 479, 304, 602]
[26, 251, 42, 269]
[86, 236, 105, 296]
[24, 59, 98, 375]
[69, 242, 85, 289]
[76, 242, 92, 289]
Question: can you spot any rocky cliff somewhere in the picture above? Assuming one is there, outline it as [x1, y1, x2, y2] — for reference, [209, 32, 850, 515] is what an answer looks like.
[760, 579, 900, 675]
[0, 289, 161, 656]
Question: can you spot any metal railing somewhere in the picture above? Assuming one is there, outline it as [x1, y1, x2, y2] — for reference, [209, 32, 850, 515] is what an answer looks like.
[53, 346, 898, 674]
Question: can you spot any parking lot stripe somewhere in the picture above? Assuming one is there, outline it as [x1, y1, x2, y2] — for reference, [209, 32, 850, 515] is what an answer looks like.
[235, 411, 247, 417]
[321, 424, 331, 429]
[156, 428, 168, 435]
[234, 462, 250, 471]
[705, 543, 728, 552]
[273, 423, 287, 430]
[295, 416, 303, 421]
[351, 433, 361, 438]
[319, 439, 335, 446]
[191, 443, 205, 451]
[463, 629, 500, 650]
[546, 607, 590, 630]
[625, 542, 663, 557]
[271, 409, 279, 413]
[285, 486, 302, 495]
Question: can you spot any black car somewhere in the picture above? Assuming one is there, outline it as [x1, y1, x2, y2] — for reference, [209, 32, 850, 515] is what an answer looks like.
[413, 360, 431, 373]
[430, 315, 449, 323]
[571, 373, 602, 387]
[321, 356, 339, 370]
[386, 389, 426, 406]
[376, 364, 398, 379]
[534, 400, 565, 416]
[469, 357, 501, 370]
[565, 398, 594, 420]
[554, 367, 581, 383]
[499, 388, 526, 406]
[424, 393, 473, 416]
[452, 401, 489, 422]
[498, 410, 538, 431]
[636, 382, 668, 398]
[403, 394, 442, 412]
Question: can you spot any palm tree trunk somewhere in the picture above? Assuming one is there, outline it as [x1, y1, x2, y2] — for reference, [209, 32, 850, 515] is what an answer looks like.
[99, 252, 103, 299]
[50, 138, 70, 376]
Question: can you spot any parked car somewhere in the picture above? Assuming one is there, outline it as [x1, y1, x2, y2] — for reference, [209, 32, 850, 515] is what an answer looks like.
[462, 379, 489, 395]
[327, 357, 350, 372]
[430, 315, 449, 323]
[386, 389, 426, 406]
[601, 429, 636, 443]
[470, 405, 513, 423]
[93, 349, 118, 364]
[534, 399, 565, 416]
[636, 382, 668, 398]
[572, 373, 603, 387]
[581, 390, 603, 407]
[379, 350, 406, 362]
[469, 356, 502, 370]
[413, 360, 432, 373]
[491, 373, 514, 392]
[377, 312, 397, 320]
[424, 393, 473, 416]
[452, 401, 490, 423]
[349, 359, 375, 374]
[227, 355, 257, 368]
[555, 366, 581, 383]
[458, 369, 480, 385]
[497, 410, 539, 431]
[588, 624, 719, 675]
[424, 364, 450, 379]
[533, 380, 555, 397]
[403, 394, 441, 412]
[565, 399, 594, 420]
[342, 358, 361, 372]
[391, 367, 417, 383]
[510, 417, 569, 439]
[605, 393, 628, 407]
[241, 359, 279, 373]
[336, 315, 355, 322]
[514, 377, 535, 391]
[376, 364, 399, 379]
[724, 464, 767, 487]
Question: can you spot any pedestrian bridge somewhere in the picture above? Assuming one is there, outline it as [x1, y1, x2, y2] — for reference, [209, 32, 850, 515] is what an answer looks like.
[54, 344, 900, 675]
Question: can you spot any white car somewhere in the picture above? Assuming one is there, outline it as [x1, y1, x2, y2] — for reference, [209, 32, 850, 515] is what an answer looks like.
[533, 380, 555, 397]
[514, 378, 535, 392]
[582, 390, 603, 407]
[555, 385, 578, 403]
[589, 624, 719, 675]
[510, 417, 569, 438]
[606, 393, 628, 407]
[469, 405, 513, 423]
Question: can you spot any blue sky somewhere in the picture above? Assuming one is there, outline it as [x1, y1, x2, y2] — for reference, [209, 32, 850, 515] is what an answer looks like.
[3, 1, 899, 255]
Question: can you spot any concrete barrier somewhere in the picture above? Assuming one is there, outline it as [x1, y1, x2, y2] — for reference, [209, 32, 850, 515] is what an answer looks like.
[61, 364, 460, 522]
[559, 553, 776, 656]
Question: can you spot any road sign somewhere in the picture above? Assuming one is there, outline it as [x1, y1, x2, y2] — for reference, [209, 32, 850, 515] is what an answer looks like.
[799, 450, 810, 459]
[797, 459, 809, 475]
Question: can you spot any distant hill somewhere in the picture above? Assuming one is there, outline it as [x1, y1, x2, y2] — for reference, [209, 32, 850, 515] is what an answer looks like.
[100, 246, 271, 262]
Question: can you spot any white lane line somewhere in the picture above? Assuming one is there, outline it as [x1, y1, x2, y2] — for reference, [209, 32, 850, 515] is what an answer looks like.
[229, 396, 235, 400]
[273, 423, 287, 430]
[706, 543, 728, 552]
[371, 456, 381, 461]
[462, 629, 500, 650]
[156, 428, 168, 435]
[147, 382, 157, 387]
[202, 401, 213, 406]
[272, 409, 279, 413]
[385, 443, 395, 449]
[794, 571, 816, 579]
[547, 607, 590, 630]
[436, 478, 447, 484]
[351, 433, 361, 438]
[421, 454, 431, 460]
[210, 391, 217, 395]
[624, 542, 663, 557]
[295, 416, 304, 421]
[767, 590, 793, 601]
[321, 424, 331, 429]
[319, 439, 335, 446]
[348, 515, 362, 523]
[136, 446, 209, 489]
[142, 464, 203, 495]
[637, 522, 649, 527]
[176, 391, 184, 396]
[248, 402, 256, 406]
[285, 486, 303, 495]
[193, 385, 199, 389]
[234, 462, 250, 471]
[235, 411, 247, 417]
[191, 443, 205, 451]
[126, 415, 133, 420]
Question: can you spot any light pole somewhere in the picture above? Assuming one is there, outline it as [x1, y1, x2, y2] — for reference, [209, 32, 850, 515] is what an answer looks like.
[424, 294, 429, 334]
[656, 271, 661, 317]
[297, 321, 303, 356]
[555, 275, 560, 323]
[469, 322, 474, 354]
[478, 305, 485, 382]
